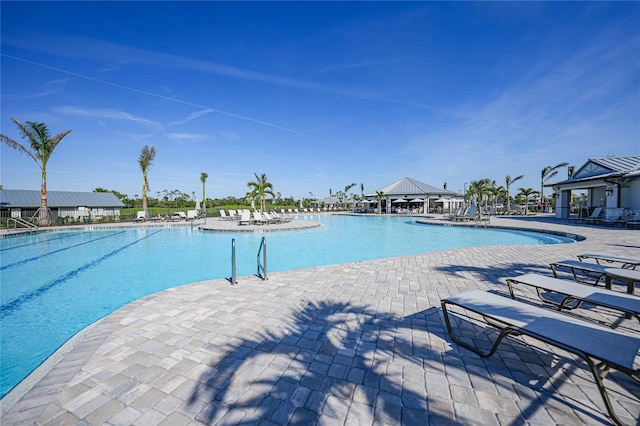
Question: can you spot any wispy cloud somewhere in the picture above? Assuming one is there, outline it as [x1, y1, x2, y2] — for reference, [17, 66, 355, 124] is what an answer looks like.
[1, 78, 69, 101]
[3, 53, 322, 140]
[168, 109, 215, 126]
[164, 133, 207, 142]
[3, 35, 381, 101]
[56, 106, 165, 132]
[402, 22, 639, 186]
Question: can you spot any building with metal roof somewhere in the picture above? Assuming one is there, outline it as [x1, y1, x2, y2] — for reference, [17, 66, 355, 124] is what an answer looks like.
[368, 177, 458, 214]
[547, 156, 640, 219]
[0, 189, 125, 223]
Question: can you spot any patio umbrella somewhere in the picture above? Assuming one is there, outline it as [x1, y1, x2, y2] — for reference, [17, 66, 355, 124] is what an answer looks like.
[409, 198, 424, 203]
[392, 199, 407, 203]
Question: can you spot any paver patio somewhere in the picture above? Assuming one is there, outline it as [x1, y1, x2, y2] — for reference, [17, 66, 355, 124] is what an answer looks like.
[1, 214, 639, 425]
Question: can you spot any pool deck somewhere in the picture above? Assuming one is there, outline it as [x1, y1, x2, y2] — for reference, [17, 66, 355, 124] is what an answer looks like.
[1, 214, 639, 425]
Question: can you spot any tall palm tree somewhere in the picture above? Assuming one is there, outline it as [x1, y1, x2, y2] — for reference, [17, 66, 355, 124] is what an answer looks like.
[138, 145, 157, 219]
[505, 175, 524, 213]
[375, 190, 385, 214]
[247, 173, 275, 213]
[0, 118, 72, 225]
[541, 162, 568, 207]
[517, 187, 539, 215]
[200, 172, 208, 215]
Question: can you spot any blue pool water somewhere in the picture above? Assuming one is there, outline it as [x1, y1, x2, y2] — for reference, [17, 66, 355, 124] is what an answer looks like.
[0, 215, 573, 397]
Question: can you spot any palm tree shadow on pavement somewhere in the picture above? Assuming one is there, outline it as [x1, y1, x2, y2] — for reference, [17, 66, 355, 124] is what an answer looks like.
[187, 300, 446, 424]
[434, 262, 551, 287]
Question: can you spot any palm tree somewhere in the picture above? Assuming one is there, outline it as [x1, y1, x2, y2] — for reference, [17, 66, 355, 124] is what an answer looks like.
[138, 145, 157, 219]
[504, 175, 524, 213]
[467, 179, 491, 215]
[200, 172, 208, 215]
[541, 162, 568, 208]
[517, 187, 539, 215]
[487, 184, 505, 210]
[0, 118, 72, 225]
[247, 173, 275, 213]
[376, 190, 385, 214]
[343, 182, 356, 208]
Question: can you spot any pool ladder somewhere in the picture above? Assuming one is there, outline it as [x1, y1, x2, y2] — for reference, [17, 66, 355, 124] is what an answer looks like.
[5, 217, 38, 234]
[229, 237, 267, 284]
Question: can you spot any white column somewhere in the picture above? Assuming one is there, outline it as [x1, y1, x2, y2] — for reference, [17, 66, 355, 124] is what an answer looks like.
[555, 190, 570, 219]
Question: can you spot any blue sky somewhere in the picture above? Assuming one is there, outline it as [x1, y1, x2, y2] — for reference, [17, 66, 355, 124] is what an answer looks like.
[1, 2, 638, 201]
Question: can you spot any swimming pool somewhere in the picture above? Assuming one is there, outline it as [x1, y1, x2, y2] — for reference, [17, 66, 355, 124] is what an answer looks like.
[0, 215, 573, 398]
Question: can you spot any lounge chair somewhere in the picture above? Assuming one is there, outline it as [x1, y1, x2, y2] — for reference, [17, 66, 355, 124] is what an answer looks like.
[568, 206, 602, 224]
[219, 210, 230, 220]
[577, 254, 640, 270]
[550, 259, 609, 285]
[252, 211, 269, 225]
[583, 207, 605, 224]
[133, 211, 145, 222]
[272, 211, 291, 223]
[441, 289, 640, 426]
[625, 211, 640, 229]
[238, 211, 252, 225]
[506, 273, 640, 322]
[446, 207, 464, 221]
[600, 209, 627, 227]
[454, 207, 477, 222]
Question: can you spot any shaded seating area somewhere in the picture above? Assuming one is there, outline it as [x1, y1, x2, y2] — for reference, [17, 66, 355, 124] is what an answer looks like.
[442, 289, 640, 426]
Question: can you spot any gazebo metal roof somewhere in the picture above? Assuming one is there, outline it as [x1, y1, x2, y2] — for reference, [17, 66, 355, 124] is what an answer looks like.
[374, 177, 456, 197]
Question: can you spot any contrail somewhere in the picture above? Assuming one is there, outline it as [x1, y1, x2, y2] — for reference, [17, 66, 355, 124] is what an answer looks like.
[2, 54, 321, 140]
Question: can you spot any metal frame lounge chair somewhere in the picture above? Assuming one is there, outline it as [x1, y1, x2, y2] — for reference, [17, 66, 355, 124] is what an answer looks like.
[442, 289, 640, 426]
[550, 259, 609, 285]
[506, 273, 640, 322]
[134, 211, 146, 222]
[584, 207, 606, 225]
[577, 254, 640, 270]
[568, 206, 602, 224]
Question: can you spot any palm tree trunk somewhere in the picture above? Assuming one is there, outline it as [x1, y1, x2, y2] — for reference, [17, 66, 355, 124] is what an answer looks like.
[141, 176, 148, 217]
[39, 169, 49, 226]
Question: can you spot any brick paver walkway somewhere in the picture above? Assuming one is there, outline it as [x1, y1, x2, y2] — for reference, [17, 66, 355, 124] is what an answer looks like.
[1, 215, 639, 425]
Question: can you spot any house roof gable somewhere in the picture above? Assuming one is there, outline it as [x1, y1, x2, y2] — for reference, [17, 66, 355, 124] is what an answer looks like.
[551, 156, 640, 186]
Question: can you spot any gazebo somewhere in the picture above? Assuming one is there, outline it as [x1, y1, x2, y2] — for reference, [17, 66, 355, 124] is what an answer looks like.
[368, 177, 458, 214]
